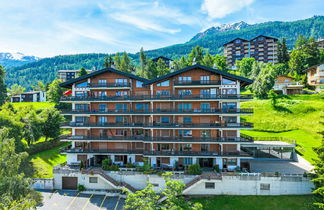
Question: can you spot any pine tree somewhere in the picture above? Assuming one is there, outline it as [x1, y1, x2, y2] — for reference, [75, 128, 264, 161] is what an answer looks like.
[188, 46, 204, 65]
[202, 51, 214, 68]
[277, 38, 290, 63]
[120, 52, 133, 73]
[156, 58, 170, 77]
[78, 67, 87, 77]
[114, 53, 122, 70]
[103, 55, 114, 68]
[0, 65, 7, 106]
[139, 47, 147, 77]
[145, 59, 157, 79]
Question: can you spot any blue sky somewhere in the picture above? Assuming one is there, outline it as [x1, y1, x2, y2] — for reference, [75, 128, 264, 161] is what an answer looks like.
[0, 0, 323, 57]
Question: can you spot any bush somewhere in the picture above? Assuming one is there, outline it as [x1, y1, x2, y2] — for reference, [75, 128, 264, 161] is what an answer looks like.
[102, 158, 112, 170]
[27, 140, 64, 155]
[126, 163, 134, 168]
[77, 184, 86, 191]
[186, 164, 202, 175]
[213, 164, 220, 173]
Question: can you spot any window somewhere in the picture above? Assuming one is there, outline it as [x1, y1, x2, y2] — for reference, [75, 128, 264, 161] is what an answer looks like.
[116, 104, 128, 111]
[260, 184, 270, 190]
[183, 117, 192, 124]
[98, 91, 107, 97]
[226, 158, 237, 166]
[157, 80, 169, 87]
[99, 129, 108, 137]
[75, 91, 87, 97]
[76, 82, 88, 88]
[201, 130, 210, 138]
[98, 79, 106, 84]
[222, 88, 237, 95]
[235, 51, 241, 56]
[116, 116, 127, 123]
[75, 104, 88, 111]
[161, 117, 170, 123]
[178, 90, 192, 96]
[115, 91, 128, 96]
[222, 78, 236, 85]
[89, 177, 98, 183]
[200, 89, 210, 96]
[178, 103, 192, 111]
[235, 39, 241, 44]
[201, 103, 210, 111]
[156, 90, 170, 96]
[183, 158, 192, 165]
[223, 116, 237, 123]
[180, 144, 192, 151]
[284, 79, 290, 83]
[135, 104, 148, 111]
[98, 116, 107, 124]
[200, 76, 210, 84]
[201, 144, 209, 152]
[116, 129, 126, 136]
[76, 116, 87, 123]
[115, 78, 127, 85]
[205, 182, 215, 189]
[99, 104, 107, 112]
[222, 102, 237, 110]
[136, 81, 143, 87]
[179, 130, 192, 137]
[178, 76, 191, 84]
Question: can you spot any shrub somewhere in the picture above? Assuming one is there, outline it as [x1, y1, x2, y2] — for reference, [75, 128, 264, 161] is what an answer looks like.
[77, 184, 86, 191]
[126, 163, 134, 168]
[102, 158, 112, 170]
[213, 164, 220, 173]
[186, 164, 202, 175]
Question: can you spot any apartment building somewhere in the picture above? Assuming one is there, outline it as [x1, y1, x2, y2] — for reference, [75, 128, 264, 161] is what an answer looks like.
[224, 35, 278, 67]
[58, 69, 93, 82]
[305, 63, 324, 91]
[10, 90, 46, 103]
[59, 64, 261, 171]
[316, 38, 324, 50]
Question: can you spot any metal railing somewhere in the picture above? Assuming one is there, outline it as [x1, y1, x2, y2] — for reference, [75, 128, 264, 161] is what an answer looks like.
[61, 122, 253, 128]
[61, 108, 253, 114]
[174, 80, 222, 86]
[60, 94, 253, 101]
[240, 133, 296, 144]
[87, 82, 131, 88]
[60, 135, 253, 142]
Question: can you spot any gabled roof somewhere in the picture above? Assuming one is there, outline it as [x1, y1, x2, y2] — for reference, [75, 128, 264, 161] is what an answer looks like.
[304, 62, 324, 72]
[152, 56, 173, 62]
[223, 38, 249, 46]
[59, 67, 148, 88]
[143, 64, 253, 86]
[250, 35, 278, 41]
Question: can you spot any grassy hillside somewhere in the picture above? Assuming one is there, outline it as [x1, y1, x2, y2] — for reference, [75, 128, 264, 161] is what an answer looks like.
[192, 195, 314, 210]
[11, 102, 55, 110]
[241, 94, 323, 162]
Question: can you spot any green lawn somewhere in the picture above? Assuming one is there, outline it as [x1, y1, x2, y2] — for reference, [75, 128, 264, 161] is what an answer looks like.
[241, 94, 323, 162]
[11, 102, 55, 110]
[191, 195, 314, 210]
[27, 143, 69, 178]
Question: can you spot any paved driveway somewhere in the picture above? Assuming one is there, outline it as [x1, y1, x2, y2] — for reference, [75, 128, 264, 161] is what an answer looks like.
[37, 190, 125, 210]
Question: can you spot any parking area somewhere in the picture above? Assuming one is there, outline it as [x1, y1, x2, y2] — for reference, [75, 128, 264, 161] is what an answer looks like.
[37, 190, 125, 210]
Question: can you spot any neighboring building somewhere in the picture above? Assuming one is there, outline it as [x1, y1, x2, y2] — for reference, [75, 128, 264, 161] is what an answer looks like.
[316, 38, 324, 50]
[305, 63, 324, 91]
[59, 64, 297, 174]
[152, 56, 173, 68]
[11, 91, 46, 103]
[58, 69, 93, 82]
[224, 35, 278, 67]
[273, 75, 303, 95]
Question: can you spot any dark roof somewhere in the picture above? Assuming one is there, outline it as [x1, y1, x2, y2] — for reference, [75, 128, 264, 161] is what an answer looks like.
[152, 56, 173, 62]
[223, 38, 249, 46]
[143, 64, 253, 86]
[304, 62, 324, 72]
[60, 67, 148, 88]
[250, 35, 278, 41]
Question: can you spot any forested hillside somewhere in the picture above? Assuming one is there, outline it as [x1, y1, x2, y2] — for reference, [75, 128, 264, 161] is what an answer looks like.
[5, 16, 324, 89]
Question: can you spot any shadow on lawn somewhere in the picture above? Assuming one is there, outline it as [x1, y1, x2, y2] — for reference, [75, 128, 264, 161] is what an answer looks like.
[273, 105, 292, 113]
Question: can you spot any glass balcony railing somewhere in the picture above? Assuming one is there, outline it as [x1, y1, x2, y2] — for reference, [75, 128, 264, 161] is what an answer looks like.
[87, 82, 131, 88]
[174, 80, 222, 86]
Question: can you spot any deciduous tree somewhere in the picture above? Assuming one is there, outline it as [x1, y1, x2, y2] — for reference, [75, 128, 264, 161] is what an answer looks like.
[47, 79, 64, 104]
[188, 46, 204, 65]
[103, 54, 114, 68]
[235, 58, 255, 77]
[202, 51, 214, 68]
[214, 55, 227, 71]
[40, 108, 64, 141]
[8, 84, 25, 96]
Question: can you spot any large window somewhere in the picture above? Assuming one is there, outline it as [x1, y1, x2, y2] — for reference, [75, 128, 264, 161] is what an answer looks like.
[98, 91, 107, 97]
[161, 117, 170, 123]
[156, 90, 170, 96]
[99, 104, 107, 112]
[115, 104, 128, 111]
[178, 103, 192, 111]
[115, 78, 128, 85]
[222, 88, 237, 95]
[76, 82, 88, 88]
[200, 89, 210, 96]
[98, 116, 107, 124]
[157, 80, 169, 87]
[115, 91, 128, 96]
[201, 144, 209, 152]
[222, 102, 237, 110]
[98, 79, 106, 84]
[183, 117, 192, 124]
[178, 89, 192, 96]
[223, 116, 237, 123]
[179, 130, 192, 137]
[200, 103, 210, 111]
[201, 130, 210, 138]
[183, 158, 192, 165]
[222, 78, 236, 85]
[75, 104, 88, 111]
[136, 81, 143, 87]
[179, 144, 192, 151]
[178, 76, 191, 84]
[116, 116, 127, 123]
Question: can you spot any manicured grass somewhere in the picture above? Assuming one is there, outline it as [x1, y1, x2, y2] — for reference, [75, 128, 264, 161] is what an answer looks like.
[191, 195, 314, 210]
[27, 143, 69, 178]
[241, 94, 323, 162]
[11, 102, 55, 110]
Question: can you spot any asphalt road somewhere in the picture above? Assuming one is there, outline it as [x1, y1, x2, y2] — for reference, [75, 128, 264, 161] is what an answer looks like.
[37, 190, 125, 210]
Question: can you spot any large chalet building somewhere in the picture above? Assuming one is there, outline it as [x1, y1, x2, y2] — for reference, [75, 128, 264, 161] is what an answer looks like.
[59, 64, 293, 171]
[224, 35, 278, 67]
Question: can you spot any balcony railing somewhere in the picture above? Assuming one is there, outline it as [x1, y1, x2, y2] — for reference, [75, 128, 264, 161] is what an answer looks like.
[60, 122, 253, 128]
[60, 135, 253, 142]
[60, 94, 253, 102]
[61, 108, 253, 115]
[61, 147, 250, 157]
[87, 82, 131, 88]
[174, 80, 222, 86]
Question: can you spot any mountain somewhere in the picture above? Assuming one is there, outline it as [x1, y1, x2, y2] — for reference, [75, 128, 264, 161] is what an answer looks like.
[0, 52, 39, 68]
[4, 15, 324, 89]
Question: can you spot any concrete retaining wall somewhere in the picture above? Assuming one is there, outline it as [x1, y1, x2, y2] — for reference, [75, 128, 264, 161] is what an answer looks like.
[32, 178, 54, 190]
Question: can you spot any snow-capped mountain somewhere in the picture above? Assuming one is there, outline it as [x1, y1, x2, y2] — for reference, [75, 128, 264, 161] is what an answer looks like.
[191, 21, 251, 41]
[0, 52, 39, 68]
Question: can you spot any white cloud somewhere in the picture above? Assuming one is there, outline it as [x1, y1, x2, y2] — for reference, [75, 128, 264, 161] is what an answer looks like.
[201, 0, 254, 19]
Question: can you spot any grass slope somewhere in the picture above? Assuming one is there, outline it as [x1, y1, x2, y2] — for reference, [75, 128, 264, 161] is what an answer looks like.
[11, 102, 55, 110]
[241, 94, 323, 162]
[27, 143, 68, 178]
[192, 195, 314, 210]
